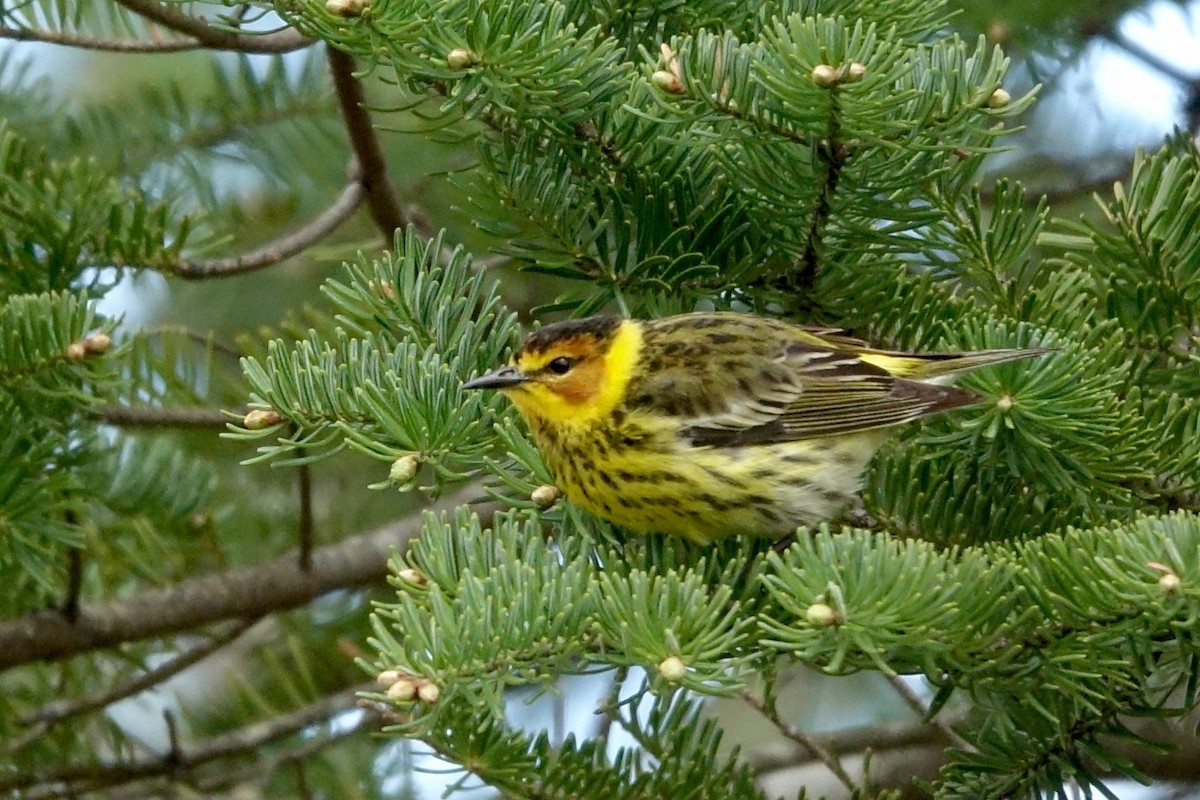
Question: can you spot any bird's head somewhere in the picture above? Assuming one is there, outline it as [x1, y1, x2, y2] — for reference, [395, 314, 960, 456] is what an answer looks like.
[463, 315, 641, 426]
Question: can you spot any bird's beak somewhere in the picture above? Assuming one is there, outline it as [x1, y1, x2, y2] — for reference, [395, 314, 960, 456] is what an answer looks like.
[462, 366, 528, 390]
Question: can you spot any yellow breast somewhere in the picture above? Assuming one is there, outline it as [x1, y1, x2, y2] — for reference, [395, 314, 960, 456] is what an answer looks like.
[528, 412, 884, 541]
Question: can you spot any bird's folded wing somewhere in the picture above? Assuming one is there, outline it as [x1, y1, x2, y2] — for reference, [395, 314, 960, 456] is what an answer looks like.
[681, 372, 981, 448]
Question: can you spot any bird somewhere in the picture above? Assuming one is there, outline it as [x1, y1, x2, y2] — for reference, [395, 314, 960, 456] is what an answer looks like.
[463, 312, 1043, 542]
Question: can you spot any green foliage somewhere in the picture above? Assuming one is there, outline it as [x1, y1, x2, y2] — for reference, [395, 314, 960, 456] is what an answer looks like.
[230, 230, 520, 487]
[369, 510, 769, 797]
[370, 508, 759, 702]
[213, 0, 1200, 795]
[372, 508, 1200, 797]
[64, 51, 342, 206]
[291, 0, 1032, 318]
[1042, 131, 1200, 370]
[2, 0, 1198, 796]
[0, 123, 194, 293]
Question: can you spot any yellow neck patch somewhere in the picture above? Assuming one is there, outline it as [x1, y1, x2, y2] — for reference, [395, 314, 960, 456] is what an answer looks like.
[508, 320, 643, 429]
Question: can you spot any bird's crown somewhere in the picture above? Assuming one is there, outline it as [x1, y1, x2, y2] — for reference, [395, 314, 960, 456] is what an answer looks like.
[512, 315, 622, 375]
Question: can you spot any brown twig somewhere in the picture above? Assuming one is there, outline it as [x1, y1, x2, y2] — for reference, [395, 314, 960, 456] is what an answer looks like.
[1, 685, 370, 798]
[326, 48, 410, 238]
[740, 688, 858, 792]
[97, 406, 234, 429]
[61, 546, 83, 622]
[297, 455, 314, 572]
[0, 488, 494, 671]
[987, 169, 1129, 207]
[173, 172, 365, 279]
[1104, 29, 1199, 88]
[796, 100, 847, 293]
[18, 618, 259, 729]
[0, 25, 201, 51]
[882, 672, 973, 751]
[593, 666, 627, 744]
[111, 0, 312, 53]
[194, 702, 376, 794]
[744, 716, 946, 774]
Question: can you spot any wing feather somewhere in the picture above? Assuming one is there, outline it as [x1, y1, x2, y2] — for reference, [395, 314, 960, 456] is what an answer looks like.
[627, 314, 982, 448]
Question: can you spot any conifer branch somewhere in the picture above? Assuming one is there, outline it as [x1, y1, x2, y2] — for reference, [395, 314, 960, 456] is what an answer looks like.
[298, 456, 314, 571]
[110, 0, 312, 53]
[709, 97, 811, 146]
[193, 705, 377, 794]
[96, 406, 235, 429]
[1, 684, 369, 799]
[745, 717, 945, 773]
[982, 163, 1131, 206]
[0, 490, 494, 671]
[0, 25, 200, 51]
[796, 97, 847, 292]
[883, 673, 972, 751]
[173, 170, 365, 279]
[1103, 29, 1199, 89]
[16, 617, 258, 730]
[327, 48, 410, 238]
[740, 687, 858, 792]
[61, 547, 83, 622]
[593, 666, 627, 744]
[747, 712, 1200, 784]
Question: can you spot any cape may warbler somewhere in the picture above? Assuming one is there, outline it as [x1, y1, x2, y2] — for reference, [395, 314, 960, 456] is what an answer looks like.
[464, 312, 1041, 542]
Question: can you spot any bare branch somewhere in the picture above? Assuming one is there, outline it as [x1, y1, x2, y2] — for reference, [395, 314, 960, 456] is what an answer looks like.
[2, 685, 369, 799]
[1104, 29, 1199, 88]
[111, 0, 312, 53]
[0, 488, 496, 671]
[751, 717, 1200, 794]
[0, 25, 200, 52]
[195, 707, 374, 794]
[327, 47, 410, 238]
[745, 717, 944, 774]
[883, 673, 972, 751]
[982, 159, 1132, 207]
[298, 455, 314, 572]
[173, 173, 365, 279]
[740, 688, 858, 793]
[97, 406, 234, 429]
[18, 618, 259, 729]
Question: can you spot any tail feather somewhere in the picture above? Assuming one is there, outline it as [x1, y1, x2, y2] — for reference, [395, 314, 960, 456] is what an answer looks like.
[857, 348, 1050, 383]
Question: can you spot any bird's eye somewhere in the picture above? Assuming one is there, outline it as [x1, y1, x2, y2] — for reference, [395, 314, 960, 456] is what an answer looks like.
[547, 356, 573, 375]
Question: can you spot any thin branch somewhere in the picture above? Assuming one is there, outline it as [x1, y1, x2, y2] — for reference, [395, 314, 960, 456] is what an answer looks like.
[708, 96, 811, 146]
[111, 0, 312, 53]
[983, 165, 1131, 207]
[197, 707, 374, 795]
[18, 618, 259, 729]
[0, 25, 200, 52]
[136, 325, 245, 361]
[173, 172, 365, 279]
[796, 93, 848, 293]
[297, 454, 314, 572]
[2, 685, 369, 799]
[740, 688, 858, 793]
[163, 709, 183, 763]
[62, 546, 83, 622]
[882, 673, 973, 751]
[744, 717, 945, 774]
[593, 666, 627, 745]
[97, 406, 234, 429]
[0, 487, 495, 671]
[327, 47, 410, 238]
[1104, 29, 1199, 88]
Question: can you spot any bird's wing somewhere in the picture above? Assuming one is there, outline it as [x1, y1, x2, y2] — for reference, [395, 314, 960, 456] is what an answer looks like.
[627, 328, 979, 446]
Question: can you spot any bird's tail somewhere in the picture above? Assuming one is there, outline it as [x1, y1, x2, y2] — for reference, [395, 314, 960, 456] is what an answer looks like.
[856, 347, 1050, 383]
